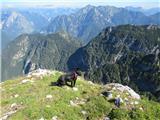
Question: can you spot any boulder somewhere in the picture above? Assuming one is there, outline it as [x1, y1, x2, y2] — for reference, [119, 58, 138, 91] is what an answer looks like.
[51, 116, 58, 120]
[46, 95, 53, 99]
[124, 98, 129, 102]
[88, 81, 94, 85]
[21, 79, 30, 84]
[39, 117, 45, 120]
[139, 107, 143, 111]
[11, 103, 17, 108]
[104, 117, 110, 120]
[72, 87, 78, 91]
[134, 101, 139, 105]
[14, 94, 19, 98]
[108, 93, 113, 99]
[70, 100, 77, 106]
[70, 98, 86, 107]
[119, 98, 124, 103]
[81, 110, 87, 115]
[21, 79, 34, 84]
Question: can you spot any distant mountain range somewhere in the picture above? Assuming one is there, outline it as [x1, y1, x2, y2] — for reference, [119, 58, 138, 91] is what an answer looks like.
[45, 5, 160, 43]
[2, 31, 81, 81]
[125, 6, 160, 16]
[1, 5, 159, 49]
[68, 25, 160, 100]
[1, 8, 78, 49]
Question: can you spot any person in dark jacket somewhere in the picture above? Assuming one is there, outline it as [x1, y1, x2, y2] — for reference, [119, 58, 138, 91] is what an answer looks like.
[115, 97, 121, 107]
[57, 68, 81, 87]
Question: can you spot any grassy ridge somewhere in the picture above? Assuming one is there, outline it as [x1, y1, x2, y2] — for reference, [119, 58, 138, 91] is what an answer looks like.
[1, 71, 160, 120]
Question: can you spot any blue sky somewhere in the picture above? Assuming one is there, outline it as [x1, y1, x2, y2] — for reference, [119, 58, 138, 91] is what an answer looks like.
[1, 0, 160, 8]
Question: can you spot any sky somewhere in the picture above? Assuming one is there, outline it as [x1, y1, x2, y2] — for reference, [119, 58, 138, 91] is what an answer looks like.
[1, 0, 160, 9]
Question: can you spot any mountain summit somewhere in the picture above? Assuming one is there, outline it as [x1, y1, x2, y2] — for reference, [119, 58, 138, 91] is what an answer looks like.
[1, 69, 160, 120]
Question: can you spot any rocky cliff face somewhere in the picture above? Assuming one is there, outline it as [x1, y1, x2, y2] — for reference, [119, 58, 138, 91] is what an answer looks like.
[67, 25, 160, 100]
[2, 32, 82, 81]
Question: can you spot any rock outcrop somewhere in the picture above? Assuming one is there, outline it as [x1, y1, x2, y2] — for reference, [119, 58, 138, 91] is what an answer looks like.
[103, 83, 140, 100]
[102, 83, 141, 109]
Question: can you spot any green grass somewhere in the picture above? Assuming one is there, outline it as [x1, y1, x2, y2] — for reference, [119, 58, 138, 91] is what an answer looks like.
[1, 71, 160, 120]
[1, 72, 106, 120]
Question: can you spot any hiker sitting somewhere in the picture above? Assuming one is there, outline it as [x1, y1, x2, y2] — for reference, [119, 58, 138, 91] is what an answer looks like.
[115, 97, 121, 107]
[57, 68, 81, 87]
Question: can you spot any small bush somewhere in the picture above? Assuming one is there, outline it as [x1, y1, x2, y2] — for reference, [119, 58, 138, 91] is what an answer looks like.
[108, 108, 130, 120]
[83, 96, 112, 120]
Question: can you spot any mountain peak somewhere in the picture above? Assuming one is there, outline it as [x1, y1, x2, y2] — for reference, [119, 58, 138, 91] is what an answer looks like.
[84, 4, 94, 9]
[5, 11, 22, 27]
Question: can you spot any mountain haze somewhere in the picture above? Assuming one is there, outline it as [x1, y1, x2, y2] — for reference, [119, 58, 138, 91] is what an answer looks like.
[125, 6, 160, 16]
